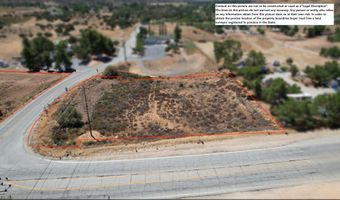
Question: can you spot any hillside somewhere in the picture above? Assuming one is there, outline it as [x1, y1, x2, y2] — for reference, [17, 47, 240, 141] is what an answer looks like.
[33, 73, 280, 154]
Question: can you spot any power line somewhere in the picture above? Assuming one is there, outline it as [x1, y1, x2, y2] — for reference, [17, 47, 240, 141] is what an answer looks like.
[82, 85, 96, 140]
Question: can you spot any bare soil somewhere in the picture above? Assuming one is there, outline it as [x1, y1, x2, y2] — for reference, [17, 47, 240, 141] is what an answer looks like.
[0, 72, 65, 121]
[131, 48, 215, 76]
[197, 181, 340, 199]
[147, 22, 223, 42]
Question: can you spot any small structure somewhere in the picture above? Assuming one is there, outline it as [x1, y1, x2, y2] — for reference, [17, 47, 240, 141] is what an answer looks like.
[287, 93, 312, 101]
[236, 60, 245, 68]
[272, 60, 280, 67]
[0, 59, 9, 68]
[329, 80, 339, 91]
[144, 36, 171, 46]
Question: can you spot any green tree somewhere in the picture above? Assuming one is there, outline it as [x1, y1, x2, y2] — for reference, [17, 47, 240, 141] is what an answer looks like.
[75, 29, 116, 60]
[262, 78, 288, 105]
[257, 27, 265, 35]
[319, 46, 340, 59]
[304, 61, 340, 86]
[214, 40, 243, 65]
[174, 24, 182, 44]
[0, 20, 5, 29]
[21, 36, 55, 71]
[327, 27, 340, 42]
[306, 26, 326, 38]
[54, 41, 72, 71]
[21, 38, 38, 71]
[245, 50, 266, 66]
[289, 64, 299, 77]
[134, 27, 147, 55]
[310, 93, 340, 128]
[271, 99, 315, 131]
[286, 57, 293, 65]
[254, 79, 262, 99]
[33, 36, 54, 70]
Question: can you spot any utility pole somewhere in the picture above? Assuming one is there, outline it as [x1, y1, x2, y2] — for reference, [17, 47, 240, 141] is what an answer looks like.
[148, 23, 151, 36]
[82, 86, 95, 140]
[164, 24, 168, 36]
[123, 40, 127, 63]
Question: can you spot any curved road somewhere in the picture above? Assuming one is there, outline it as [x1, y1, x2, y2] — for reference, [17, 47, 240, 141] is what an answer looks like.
[1, 26, 340, 198]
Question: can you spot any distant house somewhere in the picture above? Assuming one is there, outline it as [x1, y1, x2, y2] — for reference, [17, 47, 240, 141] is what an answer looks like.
[236, 60, 245, 68]
[329, 80, 339, 91]
[272, 27, 281, 32]
[272, 60, 280, 67]
[287, 93, 312, 101]
[144, 36, 171, 46]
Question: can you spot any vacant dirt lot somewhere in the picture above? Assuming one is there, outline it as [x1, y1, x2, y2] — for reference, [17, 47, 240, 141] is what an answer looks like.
[0, 72, 65, 121]
[148, 22, 223, 42]
[130, 48, 216, 76]
[32, 74, 279, 157]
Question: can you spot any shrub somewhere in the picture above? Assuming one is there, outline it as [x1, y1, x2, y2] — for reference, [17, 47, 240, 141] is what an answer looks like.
[271, 99, 315, 131]
[245, 50, 266, 67]
[262, 78, 301, 105]
[327, 27, 340, 42]
[306, 26, 326, 38]
[56, 104, 83, 129]
[214, 40, 243, 64]
[257, 27, 265, 35]
[289, 64, 299, 77]
[304, 61, 340, 86]
[272, 92, 340, 131]
[103, 65, 119, 76]
[44, 32, 53, 37]
[320, 46, 340, 59]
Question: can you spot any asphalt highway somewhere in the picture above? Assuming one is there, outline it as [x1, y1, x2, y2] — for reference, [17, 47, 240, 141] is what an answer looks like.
[0, 25, 340, 199]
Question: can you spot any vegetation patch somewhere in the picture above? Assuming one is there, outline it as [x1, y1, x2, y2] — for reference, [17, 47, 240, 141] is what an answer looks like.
[37, 75, 279, 147]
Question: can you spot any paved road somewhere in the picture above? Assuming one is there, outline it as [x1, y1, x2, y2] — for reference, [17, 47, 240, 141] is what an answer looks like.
[1, 133, 340, 199]
[0, 25, 340, 198]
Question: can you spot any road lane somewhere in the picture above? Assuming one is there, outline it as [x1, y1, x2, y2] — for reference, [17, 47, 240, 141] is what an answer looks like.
[1, 134, 340, 198]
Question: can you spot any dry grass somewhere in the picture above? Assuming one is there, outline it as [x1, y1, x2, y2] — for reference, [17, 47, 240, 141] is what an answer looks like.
[32, 74, 279, 158]
[0, 72, 65, 120]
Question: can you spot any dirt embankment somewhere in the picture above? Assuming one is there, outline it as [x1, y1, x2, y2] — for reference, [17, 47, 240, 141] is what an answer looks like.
[32, 74, 280, 158]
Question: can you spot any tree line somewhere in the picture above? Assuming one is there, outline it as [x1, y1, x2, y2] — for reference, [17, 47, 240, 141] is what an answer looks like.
[213, 39, 339, 131]
[21, 29, 117, 71]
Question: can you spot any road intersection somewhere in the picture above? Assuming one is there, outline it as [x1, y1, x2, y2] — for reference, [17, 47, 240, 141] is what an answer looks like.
[1, 25, 340, 199]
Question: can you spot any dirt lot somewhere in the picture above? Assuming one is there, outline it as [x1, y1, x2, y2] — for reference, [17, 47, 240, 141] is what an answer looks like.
[148, 22, 223, 42]
[0, 72, 66, 121]
[130, 47, 216, 76]
[32, 73, 279, 157]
